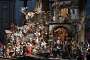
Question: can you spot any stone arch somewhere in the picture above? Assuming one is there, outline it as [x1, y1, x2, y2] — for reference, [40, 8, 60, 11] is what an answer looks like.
[52, 24, 76, 41]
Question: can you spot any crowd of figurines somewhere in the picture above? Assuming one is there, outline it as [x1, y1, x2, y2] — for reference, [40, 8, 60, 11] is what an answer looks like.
[0, 7, 87, 59]
[3, 21, 48, 58]
[0, 0, 85, 58]
[2, 22, 84, 59]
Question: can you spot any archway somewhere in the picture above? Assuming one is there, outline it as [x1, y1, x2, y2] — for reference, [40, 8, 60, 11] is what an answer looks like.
[53, 26, 71, 42]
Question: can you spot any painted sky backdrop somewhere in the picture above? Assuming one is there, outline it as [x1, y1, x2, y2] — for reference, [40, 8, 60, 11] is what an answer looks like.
[15, 0, 36, 25]
[27, 0, 36, 11]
